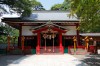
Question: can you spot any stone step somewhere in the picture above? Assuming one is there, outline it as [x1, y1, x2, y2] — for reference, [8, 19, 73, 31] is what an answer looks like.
[40, 47, 60, 54]
[70, 48, 88, 55]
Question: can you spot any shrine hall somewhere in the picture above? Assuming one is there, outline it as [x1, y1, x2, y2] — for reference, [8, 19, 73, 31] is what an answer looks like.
[2, 11, 81, 54]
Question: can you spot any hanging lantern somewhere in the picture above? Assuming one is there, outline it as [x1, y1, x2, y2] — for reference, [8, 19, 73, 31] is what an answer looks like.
[43, 33, 47, 39]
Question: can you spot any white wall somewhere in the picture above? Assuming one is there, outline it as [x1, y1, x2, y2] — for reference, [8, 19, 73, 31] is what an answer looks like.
[22, 26, 34, 36]
[22, 26, 76, 36]
[63, 26, 76, 35]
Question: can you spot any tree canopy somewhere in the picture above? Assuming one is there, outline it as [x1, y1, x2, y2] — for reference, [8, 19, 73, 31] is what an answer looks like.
[51, 0, 70, 11]
[51, 4, 62, 10]
[51, 0, 100, 33]
[33, 1, 45, 11]
[0, 0, 45, 16]
[0, 0, 45, 44]
[70, 0, 100, 32]
[0, 0, 45, 35]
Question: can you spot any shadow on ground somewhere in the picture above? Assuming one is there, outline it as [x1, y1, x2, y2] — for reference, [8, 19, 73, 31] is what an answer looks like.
[0, 55, 31, 66]
[81, 54, 100, 66]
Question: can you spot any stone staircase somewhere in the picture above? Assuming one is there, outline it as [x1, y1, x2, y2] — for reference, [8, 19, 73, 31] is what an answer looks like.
[70, 48, 88, 55]
[40, 47, 60, 54]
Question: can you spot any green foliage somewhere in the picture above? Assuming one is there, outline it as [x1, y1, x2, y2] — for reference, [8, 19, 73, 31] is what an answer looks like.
[51, 4, 62, 10]
[61, 0, 71, 10]
[51, 0, 100, 32]
[33, 1, 45, 10]
[0, 0, 45, 17]
[2, 24, 18, 36]
[0, 23, 19, 44]
[70, 0, 100, 32]
[0, 0, 34, 16]
[0, 35, 18, 44]
[0, 35, 7, 44]
[51, 0, 71, 10]
[0, 0, 45, 44]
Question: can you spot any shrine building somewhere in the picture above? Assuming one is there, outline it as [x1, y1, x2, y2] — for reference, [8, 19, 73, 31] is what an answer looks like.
[2, 11, 81, 54]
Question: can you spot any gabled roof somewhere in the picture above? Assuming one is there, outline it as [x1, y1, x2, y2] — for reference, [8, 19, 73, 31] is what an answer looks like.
[31, 21, 67, 30]
[32, 26, 66, 33]
[31, 21, 67, 33]
[2, 11, 79, 22]
[23, 11, 79, 21]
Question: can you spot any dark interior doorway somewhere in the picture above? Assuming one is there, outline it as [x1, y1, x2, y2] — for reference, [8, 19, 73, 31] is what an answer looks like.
[24, 36, 37, 49]
[62, 37, 74, 48]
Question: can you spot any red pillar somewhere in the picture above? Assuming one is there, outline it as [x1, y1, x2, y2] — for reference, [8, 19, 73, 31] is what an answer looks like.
[36, 32, 40, 54]
[19, 24, 22, 46]
[59, 32, 63, 53]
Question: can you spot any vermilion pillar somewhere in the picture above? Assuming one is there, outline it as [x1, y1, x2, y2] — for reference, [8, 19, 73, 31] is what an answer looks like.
[59, 32, 63, 53]
[36, 32, 40, 54]
[19, 24, 22, 46]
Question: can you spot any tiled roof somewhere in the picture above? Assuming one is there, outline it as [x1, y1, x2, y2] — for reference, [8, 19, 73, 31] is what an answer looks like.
[22, 11, 79, 21]
[80, 33, 100, 36]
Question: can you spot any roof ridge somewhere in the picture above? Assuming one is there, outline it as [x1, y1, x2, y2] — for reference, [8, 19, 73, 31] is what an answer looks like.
[32, 10, 70, 13]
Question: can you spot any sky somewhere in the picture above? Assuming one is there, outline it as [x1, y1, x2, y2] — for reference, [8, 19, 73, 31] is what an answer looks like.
[37, 0, 64, 10]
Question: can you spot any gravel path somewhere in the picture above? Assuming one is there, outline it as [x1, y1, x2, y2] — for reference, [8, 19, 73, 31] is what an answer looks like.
[0, 54, 88, 66]
[72, 55, 86, 60]
[73, 54, 100, 66]
[0, 55, 24, 66]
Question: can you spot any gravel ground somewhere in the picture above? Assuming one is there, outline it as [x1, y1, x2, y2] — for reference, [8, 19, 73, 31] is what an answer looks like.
[72, 55, 86, 60]
[0, 55, 25, 66]
[73, 54, 100, 66]
[0, 54, 88, 66]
